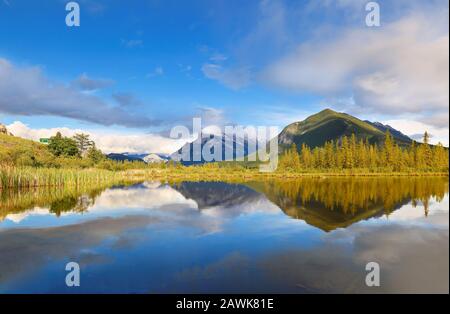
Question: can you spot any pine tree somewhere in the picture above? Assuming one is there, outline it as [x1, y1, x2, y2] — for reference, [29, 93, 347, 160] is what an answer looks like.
[383, 130, 394, 168]
[423, 131, 433, 169]
[73, 133, 94, 157]
[290, 143, 301, 170]
[276, 131, 448, 174]
[300, 143, 312, 169]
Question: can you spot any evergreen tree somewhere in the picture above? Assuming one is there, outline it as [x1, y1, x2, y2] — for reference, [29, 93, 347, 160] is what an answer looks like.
[422, 131, 433, 169]
[73, 133, 94, 157]
[277, 131, 448, 173]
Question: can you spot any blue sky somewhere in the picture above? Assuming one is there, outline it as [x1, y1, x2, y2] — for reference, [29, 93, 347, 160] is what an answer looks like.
[0, 0, 448, 153]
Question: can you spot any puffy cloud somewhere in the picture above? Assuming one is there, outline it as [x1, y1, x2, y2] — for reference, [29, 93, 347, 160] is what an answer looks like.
[0, 58, 158, 128]
[6, 121, 185, 154]
[264, 12, 449, 118]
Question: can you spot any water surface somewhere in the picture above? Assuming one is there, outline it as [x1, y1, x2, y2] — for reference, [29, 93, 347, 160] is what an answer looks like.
[0, 177, 448, 293]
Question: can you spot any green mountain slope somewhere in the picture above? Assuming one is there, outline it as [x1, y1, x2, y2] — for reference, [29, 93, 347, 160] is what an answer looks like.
[278, 109, 412, 151]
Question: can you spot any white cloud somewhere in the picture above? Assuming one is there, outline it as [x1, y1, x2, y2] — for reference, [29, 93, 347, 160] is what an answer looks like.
[381, 119, 449, 146]
[264, 11, 449, 120]
[201, 64, 251, 90]
[6, 121, 186, 154]
[0, 58, 158, 128]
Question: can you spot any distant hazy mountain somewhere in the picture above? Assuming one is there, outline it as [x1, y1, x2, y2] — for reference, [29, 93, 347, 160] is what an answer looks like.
[170, 133, 258, 165]
[278, 109, 412, 152]
[107, 152, 168, 163]
[123, 153, 148, 160]
[106, 153, 143, 162]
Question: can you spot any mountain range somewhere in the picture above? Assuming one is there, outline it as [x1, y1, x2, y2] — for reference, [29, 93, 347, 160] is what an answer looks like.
[169, 133, 258, 165]
[0, 109, 430, 166]
[107, 152, 169, 163]
[165, 108, 414, 164]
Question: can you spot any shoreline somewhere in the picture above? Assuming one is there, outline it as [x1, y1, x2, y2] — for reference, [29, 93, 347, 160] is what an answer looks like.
[137, 172, 450, 184]
[1, 166, 448, 189]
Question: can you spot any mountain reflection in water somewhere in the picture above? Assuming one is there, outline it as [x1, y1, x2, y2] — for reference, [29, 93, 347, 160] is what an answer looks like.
[0, 177, 448, 293]
[1, 177, 448, 232]
[246, 177, 448, 231]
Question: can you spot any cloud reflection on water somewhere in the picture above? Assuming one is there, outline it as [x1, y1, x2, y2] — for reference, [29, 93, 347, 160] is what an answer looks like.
[0, 178, 448, 293]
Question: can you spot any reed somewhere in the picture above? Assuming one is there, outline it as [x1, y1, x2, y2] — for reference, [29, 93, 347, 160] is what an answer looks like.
[1, 165, 448, 190]
[0, 166, 129, 189]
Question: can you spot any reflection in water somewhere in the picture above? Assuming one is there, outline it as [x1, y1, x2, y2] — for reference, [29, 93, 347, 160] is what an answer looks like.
[0, 177, 448, 293]
[171, 181, 262, 210]
[246, 177, 449, 231]
[0, 185, 105, 222]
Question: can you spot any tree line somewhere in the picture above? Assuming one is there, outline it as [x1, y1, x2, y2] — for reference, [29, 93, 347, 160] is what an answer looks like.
[278, 131, 449, 173]
[48, 132, 105, 163]
[42, 132, 146, 170]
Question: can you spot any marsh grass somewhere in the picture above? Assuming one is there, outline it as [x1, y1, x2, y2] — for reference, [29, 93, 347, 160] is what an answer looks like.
[0, 164, 448, 190]
[0, 166, 130, 189]
[121, 167, 450, 186]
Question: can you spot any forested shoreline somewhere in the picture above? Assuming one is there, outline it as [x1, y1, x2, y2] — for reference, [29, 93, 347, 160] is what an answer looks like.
[279, 131, 448, 173]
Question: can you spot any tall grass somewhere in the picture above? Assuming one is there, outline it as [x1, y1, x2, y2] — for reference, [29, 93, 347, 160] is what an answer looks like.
[0, 166, 129, 189]
[1, 164, 448, 190]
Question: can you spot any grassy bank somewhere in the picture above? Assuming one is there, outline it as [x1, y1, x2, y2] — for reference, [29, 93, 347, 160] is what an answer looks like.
[129, 167, 449, 182]
[1, 164, 448, 189]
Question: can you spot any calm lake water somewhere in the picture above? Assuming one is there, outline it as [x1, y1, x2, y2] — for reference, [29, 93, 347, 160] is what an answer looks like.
[0, 177, 448, 293]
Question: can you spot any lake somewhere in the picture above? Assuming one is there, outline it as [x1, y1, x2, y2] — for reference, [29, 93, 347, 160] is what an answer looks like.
[0, 177, 448, 293]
